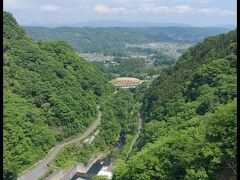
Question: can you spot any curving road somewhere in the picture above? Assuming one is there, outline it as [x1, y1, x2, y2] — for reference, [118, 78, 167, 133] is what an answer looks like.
[18, 106, 102, 180]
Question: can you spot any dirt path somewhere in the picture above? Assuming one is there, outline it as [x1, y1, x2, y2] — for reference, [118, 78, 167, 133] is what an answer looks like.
[18, 106, 102, 180]
[125, 110, 143, 160]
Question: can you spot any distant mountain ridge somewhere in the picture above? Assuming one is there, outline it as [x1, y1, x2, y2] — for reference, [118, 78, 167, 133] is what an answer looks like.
[209, 24, 236, 29]
[22, 20, 192, 27]
[24, 26, 231, 54]
[72, 20, 192, 28]
[22, 20, 235, 29]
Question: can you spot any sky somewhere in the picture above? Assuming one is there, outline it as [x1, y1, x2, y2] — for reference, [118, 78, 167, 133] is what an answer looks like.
[3, 0, 237, 26]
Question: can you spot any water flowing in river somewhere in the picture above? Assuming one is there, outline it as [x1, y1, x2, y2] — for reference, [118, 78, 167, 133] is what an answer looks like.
[71, 133, 125, 180]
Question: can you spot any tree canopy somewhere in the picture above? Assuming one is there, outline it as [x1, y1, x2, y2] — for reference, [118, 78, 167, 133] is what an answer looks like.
[3, 11, 113, 178]
[114, 30, 237, 179]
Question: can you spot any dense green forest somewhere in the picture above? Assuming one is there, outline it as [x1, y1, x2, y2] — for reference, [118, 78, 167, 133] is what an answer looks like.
[25, 26, 230, 79]
[24, 25, 231, 79]
[25, 26, 230, 54]
[113, 30, 237, 179]
[3, 11, 114, 178]
[52, 89, 139, 168]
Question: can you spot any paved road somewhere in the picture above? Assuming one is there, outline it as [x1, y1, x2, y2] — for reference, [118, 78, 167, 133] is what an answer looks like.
[18, 106, 102, 180]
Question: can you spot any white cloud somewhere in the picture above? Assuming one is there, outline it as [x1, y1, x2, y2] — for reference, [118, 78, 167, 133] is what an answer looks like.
[186, 0, 211, 3]
[171, 5, 192, 13]
[197, 8, 218, 15]
[94, 4, 111, 13]
[153, 6, 169, 13]
[138, 3, 155, 12]
[198, 0, 211, 2]
[113, 0, 133, 5]
[111, 7, 126, 12]
[41, 5, 61, 12]
[220, 9, 236, 16]
[138, 4, 234, 16]
[198, 8, 236, 16]
[138, 4, 192, 14]
[94, 4, 126, 14]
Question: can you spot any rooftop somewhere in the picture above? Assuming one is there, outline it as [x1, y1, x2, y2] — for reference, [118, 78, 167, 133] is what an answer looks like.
[111, 77, 142, 83]
[111, 77, 143, 88]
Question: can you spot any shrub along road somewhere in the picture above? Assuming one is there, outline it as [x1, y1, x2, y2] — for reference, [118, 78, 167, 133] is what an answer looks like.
[18, 106, 102, 180]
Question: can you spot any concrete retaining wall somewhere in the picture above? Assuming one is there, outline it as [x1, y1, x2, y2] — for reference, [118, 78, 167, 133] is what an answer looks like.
[47, 154, 103, 180]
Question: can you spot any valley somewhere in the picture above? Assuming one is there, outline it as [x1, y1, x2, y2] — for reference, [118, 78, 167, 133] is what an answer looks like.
[3, 10, 236, 180]
[25, 26, 230, 79]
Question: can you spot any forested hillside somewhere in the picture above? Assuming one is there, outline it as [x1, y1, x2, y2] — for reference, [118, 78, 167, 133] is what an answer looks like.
[3, 10, 237, 180]
[51, 89, 139, 168]
[25, 26, 229, 54]
[3, 11, 113, 178]
[114, 30, 237, 179]
[24, 26, 231, 80]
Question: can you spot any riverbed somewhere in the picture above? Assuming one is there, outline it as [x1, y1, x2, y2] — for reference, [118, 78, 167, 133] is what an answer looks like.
[71, 133, 125, 180]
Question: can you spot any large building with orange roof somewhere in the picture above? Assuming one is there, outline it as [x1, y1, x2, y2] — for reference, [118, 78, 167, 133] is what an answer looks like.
[111, 77, 143, 88]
